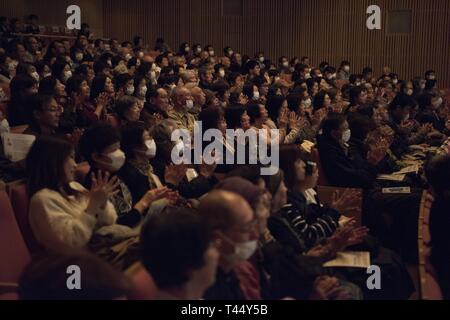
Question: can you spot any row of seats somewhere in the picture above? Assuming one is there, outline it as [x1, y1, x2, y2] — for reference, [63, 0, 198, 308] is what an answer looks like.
[418, 191, 443, 300]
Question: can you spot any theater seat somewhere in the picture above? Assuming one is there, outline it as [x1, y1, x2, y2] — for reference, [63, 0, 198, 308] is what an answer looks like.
[9, 184, 41, 254]
[125, 263, 158, 300]
[0, 191, 31, 286]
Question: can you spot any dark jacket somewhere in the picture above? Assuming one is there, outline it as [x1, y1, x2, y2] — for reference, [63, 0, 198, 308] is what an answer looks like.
[317, 134, 377, 189]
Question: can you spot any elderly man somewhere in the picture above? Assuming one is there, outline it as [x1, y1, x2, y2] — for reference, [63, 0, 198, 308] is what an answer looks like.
[167, 86, 196, 132]
[199, 190, 260, 300]
[185, 84, 206, 117]
[180, 70, 198, 85]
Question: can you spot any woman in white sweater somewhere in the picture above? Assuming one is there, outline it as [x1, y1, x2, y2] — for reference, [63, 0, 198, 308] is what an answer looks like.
[26, 136, 122, 253]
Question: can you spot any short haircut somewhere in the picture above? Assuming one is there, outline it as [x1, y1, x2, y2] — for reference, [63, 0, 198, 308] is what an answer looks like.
[79, 124, 121, 165]
[140, 206, 212, 289]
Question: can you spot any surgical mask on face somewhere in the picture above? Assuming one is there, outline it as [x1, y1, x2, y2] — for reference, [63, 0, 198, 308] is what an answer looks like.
[305, 73, 311, 79]
[342, 129, 351, 143]
[420, 83, 426, 90]
[228, 50, 234, 56]
[343, 66, 350, 72]
[222, 234, 258, 263]
[253, 91, 260, 101]
[63, 70, 72, 82]
[138, 52, 144, 59]
[30, 71, 39, 82]
[196, 47, 202, 54]
[0, 118, 10, 134]
[406, 89, 414, 96]
[209, 50, 215, 57]
[304, 98, 312, 107]
[43, 72, 52, 78]
[75, 53, 83, 61]
[392, 79, 398, 85]
[125, 54, 132, 61]
[186, 99, 194, 110]
[282, 61, 289, 68]
[355, 82, 361, 86]
[106, 149, 126, 171]
[219, 69, 225, 78]
[126, 85, 135, 95]
[184, 46, 190, 53]
[259, 56, 265, 63]
[145, 139, 157, 158]
[139, 86, 148, 97]
[429, 75, 436, 80]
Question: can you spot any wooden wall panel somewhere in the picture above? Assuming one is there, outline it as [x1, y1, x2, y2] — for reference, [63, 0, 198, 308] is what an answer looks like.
[1, 0, 449, 86]
[0, 0, 103, 37]
[101, 0, 450, 86]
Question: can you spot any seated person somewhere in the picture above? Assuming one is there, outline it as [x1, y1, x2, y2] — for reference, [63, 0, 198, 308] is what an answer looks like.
[24, 94, 61, 137]
[79, 124, 176, 228]
[26, 136, 125, 253]
[199, 190, 260, 300]
[150, 119, 218, 199]
[140, 206, 219, 300]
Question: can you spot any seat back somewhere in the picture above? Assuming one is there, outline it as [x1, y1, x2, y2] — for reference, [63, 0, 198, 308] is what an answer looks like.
[9, 184, 40, 253]
[0, 190, 31, 284]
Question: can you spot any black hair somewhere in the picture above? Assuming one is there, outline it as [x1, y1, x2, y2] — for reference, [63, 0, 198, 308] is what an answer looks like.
[140, 206, 213, 290]
[26, 136, 73, 197]
[79, 124, 121, 165]
[114, 96, 138, 121]
[266, 94, 285, 123]
[120, 121, 147, 159]
[225, 105, 247, 129]
[321, 113, 347, 137]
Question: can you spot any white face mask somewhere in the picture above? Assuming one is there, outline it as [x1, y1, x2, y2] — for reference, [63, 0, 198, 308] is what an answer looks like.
[139, 86, 148, 97]
[209, 50, 215, 57]
[0, 118, 10, 134]
[343, 66, 350, 72]
[305, 73, 311, 79]
[43, 72, 52, 78]
[196, 47, 202, 54]
[145, 139, 157, 158]
[406, 89, 414, 96]
[125, 53, 132, 61]
[253, 91, 260, 101]
[282, 61, 289, 68]
[126, 85, 135, 95]
[420, 83, 426, 90]
[138, 52, 144, 59]
[186, 99, 194, 110]
[429, 75, 436, 80]
[184, 46, 190, 52]
[392, 79, 398, 85]
[304, 98, 312, 108]
[219, 70, 225, 78]
[228, 50, 234, 56]
[75, 53, 83, 61]
[355, 82, 361, 86]
[222, 235, 258, 263]
[106, 149, 126, 171]
[259, 56, 265, 63]
[63, 70, 72, 82]
[31, 71, 40, 82]
[342, 129, 351, 143]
